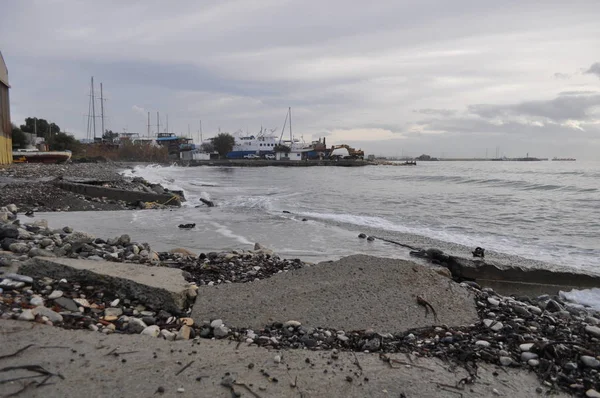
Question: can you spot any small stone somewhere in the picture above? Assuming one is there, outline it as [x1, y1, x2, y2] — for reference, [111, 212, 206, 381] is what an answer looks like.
[337, 334, 349, 342]
[210, 319, 223, 328]
[110, 299, 120, 307]
[213, 325, 230, 338]
[177, 325, 192, 340]
[483, 319, 503, 332]
[492, 389, 500, 396]
[522, 352, 539, 361]
[585, 325, 600, 338]
[88, 324, 99, 332]
[512, 306, 532, 318]
[564, 362, 578, 371]
[475, 340, 490, 347]
[141, 325, 161, 337]
[177, 388, 185, 393]
[581, 356, 600, 369]
[33, 306, 63, 323]
[519, 343, 534, 352]
[73, 298, 91, 308]
[180, 317, 194, 326]
[28, 248, 57, 258]
[527, 305, 542, 315]
[499, 357, 513, 366]
[488, 297, 500, 306]
[527, 359, 540, 367]
[19, 309, 35, 321]
[586, 316, 600, 325]
[48, 290, 64, 300]
[128, 318, 147, 333]
[283, 320, 301, 328]
[104, 308, 123, 317]
[30, 296, 44, 306]
[545, 299, 563, 312]
[160, 329, 176, 341]
[53, 297, 80, 312]
[586, 389, 600, 398]
[274, 355, 281, 364]
[4, 273, 34, 284]
[9, 242, 29, 254]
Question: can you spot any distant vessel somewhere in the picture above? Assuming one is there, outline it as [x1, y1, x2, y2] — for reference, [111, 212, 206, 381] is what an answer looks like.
[12, 148, 72, 164]
[552, 157, 576, 161]
[225, 107, 310, 159]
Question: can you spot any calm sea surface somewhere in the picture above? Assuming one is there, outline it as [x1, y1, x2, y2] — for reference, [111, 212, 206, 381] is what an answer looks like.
[41, 161, 600, 273]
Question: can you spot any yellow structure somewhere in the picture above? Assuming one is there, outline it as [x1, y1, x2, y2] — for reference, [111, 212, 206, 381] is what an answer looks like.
[0, 51, 12, 165]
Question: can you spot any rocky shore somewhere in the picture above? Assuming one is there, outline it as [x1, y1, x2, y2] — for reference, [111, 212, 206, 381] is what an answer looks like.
[1, 205, 600, 397]
[0, 162, 181, 212]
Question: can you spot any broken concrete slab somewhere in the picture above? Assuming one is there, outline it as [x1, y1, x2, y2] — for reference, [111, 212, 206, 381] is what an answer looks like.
[447, 257, 600, 296]
[52, 180, 181, 206]
[0, 319, 567, 398]
[18, 257, 190, 313]
[192, 254, 478, 333]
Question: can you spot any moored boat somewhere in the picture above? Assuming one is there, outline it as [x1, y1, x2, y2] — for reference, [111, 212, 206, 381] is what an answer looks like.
[12, 149, 72, 164]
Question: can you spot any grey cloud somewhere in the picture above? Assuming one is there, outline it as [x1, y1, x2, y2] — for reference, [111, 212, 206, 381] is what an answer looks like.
[413, 109, 457, 117]
[585, 62, 600, 78]
[3, 1, 600, 159]
[558, 90, 598, 96]
[467, 94, 600, 122]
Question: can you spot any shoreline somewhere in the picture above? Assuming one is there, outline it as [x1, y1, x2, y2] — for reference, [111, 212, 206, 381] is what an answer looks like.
[1, 207, 600, 396]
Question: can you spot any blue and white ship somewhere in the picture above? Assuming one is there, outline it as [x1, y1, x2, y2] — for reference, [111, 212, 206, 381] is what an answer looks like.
[226, 132, 280, 159]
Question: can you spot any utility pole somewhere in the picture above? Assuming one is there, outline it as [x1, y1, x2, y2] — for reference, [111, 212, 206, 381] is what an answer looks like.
[100, 82, 105, 137]
[91, 77, 96, 140]
[147, 112, 150, 137]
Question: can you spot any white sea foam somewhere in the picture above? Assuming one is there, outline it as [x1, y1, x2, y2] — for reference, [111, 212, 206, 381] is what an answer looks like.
[560, 288, 600, 311]
[209, 222, 253, 245]
[296, 211, 592, 269]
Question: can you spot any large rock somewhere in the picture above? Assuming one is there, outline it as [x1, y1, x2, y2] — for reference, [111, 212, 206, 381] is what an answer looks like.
[63, 231, 95, 244]
[19, 257, 191, 313]
[0, 224, 19, 239]
[192, 255, 479, 333]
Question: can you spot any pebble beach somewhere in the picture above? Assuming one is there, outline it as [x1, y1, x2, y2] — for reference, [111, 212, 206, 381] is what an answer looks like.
[1, 162, 600, 397]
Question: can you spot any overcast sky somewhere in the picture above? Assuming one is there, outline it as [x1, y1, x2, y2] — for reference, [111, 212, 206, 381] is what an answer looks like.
[1, 0, 600, 158]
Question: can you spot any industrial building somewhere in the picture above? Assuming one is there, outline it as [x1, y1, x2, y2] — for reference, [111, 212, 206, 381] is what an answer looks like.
[0, 51, 11, 165]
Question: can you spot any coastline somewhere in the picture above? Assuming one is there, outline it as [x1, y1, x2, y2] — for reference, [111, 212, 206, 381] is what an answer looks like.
[2, 162, 600, 396]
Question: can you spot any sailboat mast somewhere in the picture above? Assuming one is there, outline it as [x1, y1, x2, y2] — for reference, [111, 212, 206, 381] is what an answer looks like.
[289, 107, 292, 141]
[100, 82, 105, 137]
[166, 114, 169, 134]
[147, 112, 150, 137]
[91, 77, 96, 140]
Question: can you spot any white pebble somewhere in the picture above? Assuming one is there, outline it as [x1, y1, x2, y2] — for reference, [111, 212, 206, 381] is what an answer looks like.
[177, 388, 185, 393]
[274, 355, 281, 364]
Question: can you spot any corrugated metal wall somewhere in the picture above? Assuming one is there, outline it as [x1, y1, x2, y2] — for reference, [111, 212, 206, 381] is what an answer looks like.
[0, 51, 12, 165]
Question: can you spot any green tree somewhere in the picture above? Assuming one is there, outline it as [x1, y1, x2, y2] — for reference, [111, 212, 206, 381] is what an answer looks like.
[48, 132, 81, 153]
[20, 117, 60, 139]
[102, 129, 119, 142]
[11, 124, 28, 149]
[199, 142, 214, 153]
[211, 133, 235, 158]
